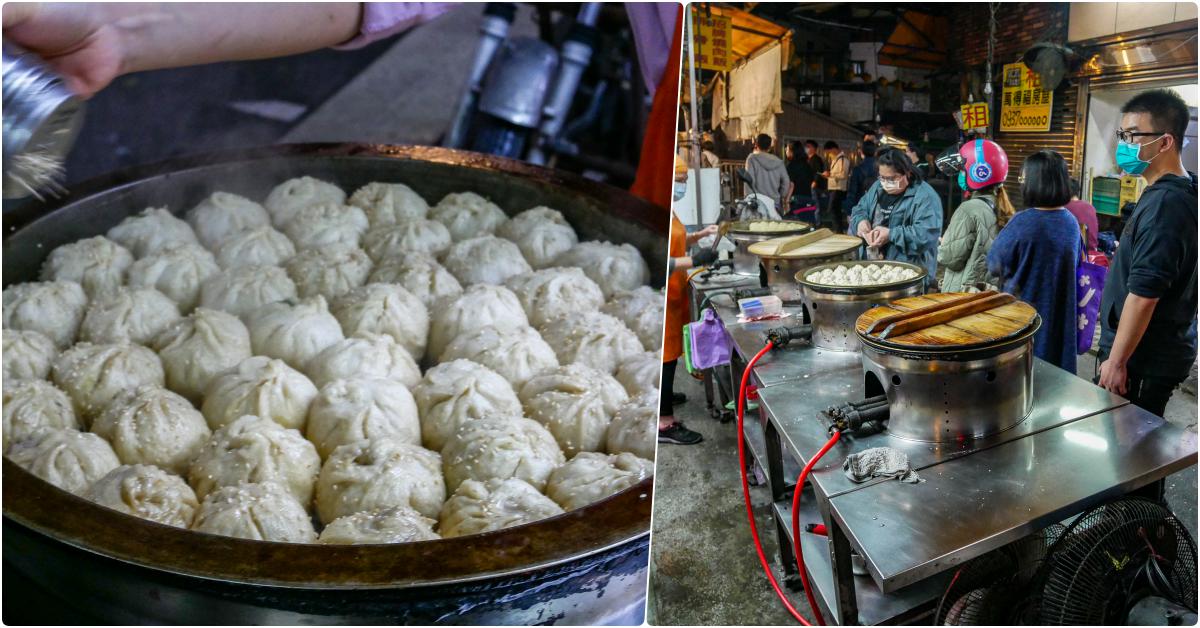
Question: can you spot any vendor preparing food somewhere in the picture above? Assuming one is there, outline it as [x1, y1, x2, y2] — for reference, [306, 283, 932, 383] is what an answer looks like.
[848, 147, 942, 289]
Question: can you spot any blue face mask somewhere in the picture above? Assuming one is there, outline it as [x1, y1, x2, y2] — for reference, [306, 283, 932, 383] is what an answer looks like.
[1115, 135, 1164, 175]
[673, 181, 688, 201]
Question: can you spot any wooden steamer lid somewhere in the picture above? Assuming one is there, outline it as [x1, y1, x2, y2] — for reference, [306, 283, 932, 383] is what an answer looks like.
[747, 228, 862, 259]
[855, 291, 1041, 354]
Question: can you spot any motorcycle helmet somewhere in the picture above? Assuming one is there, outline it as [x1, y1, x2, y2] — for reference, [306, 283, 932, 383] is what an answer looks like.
[958, 139, 1009, 190]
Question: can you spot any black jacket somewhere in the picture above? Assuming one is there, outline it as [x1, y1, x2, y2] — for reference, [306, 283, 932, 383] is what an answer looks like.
[1098, 171, 1198, 376]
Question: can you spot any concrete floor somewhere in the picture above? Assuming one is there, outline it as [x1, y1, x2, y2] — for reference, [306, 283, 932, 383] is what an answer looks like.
[648, 353, 1198, 625]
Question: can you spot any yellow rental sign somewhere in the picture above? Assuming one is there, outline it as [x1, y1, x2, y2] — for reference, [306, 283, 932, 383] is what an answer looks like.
[960, 102, 990, 131]
[1000, 61, 1053, 132]
[692, 11, 733, 72]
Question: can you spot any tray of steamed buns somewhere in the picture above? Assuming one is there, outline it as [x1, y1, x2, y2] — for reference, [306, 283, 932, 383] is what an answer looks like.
[1, 145, 663, 571]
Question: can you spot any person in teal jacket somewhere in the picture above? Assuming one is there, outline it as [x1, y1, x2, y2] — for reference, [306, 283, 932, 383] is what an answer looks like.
[849, 148, 943, 289]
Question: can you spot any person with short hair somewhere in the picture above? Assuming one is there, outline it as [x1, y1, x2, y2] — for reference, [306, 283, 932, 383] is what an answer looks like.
[744, 133, 789, 219]
[805, 139, 827, 209]
[848, 148, 942, 288]
[821, 140, 850, 231]
[1065, 178, 1100, 254]
[845, 140, 878, 213]
[700, 140, 720, 169]
[986, 150, 1081, 372]
[786, 140, 816, 209]
[1097, 88, 1198, 416]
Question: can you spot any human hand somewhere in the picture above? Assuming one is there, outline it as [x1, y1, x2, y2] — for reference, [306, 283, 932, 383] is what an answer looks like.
[870, 226, 890, 247]
[1098, 359, 1128, 396]
[697, 224, 719, 239]
[3, 3, 125, 97]
[856, 220, 872, 239]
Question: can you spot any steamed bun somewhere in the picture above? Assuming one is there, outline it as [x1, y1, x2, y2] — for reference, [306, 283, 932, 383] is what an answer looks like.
[545, 451, 653, 511]
[40, 236, 133, 299]
[90, 386, 211, 475]
[505, 267, 605, 328]
[428, 284, 527, 360]
[2, 380, 80, 451]
[430, 191, 508, 241]
[306, 333, 422, 390]
[152, 308, 252, 403]
[213, 226, 296, 268]
[606, 396, 657, 460]
[554, 241, 650, 298]
[106, 207, 198, 258]
[413, 359, 523, 452]
[201, 356, 318, 431]
[362, 219, 452, 260]
[85, 464, 199, 528]
[439, 325, 558, 389]
[441, 415, 563, 492]
[79, 287, 181, 345]
[188, 414, 320, 506]
[615, 351, 662, 399]
[518, 364, 628, 457]
[496, 206, 578, 270]
[246, 296, 344, 371]
[282, 203, 368, 251]
[305, 377, 422, 459]
[538, 311, 642, 375]
[51, 342, 165, 422]
[127, 243, 220, 312]
[192, 481, 317, 543]
[316, 437, 445, 523]
[3, 329, 59, 381]
[349, 182, 429, 227]
[602, 286, 665, 352]
[442, 235, 531, 286]
[285, 246, 372, 300]
[330, 283, 429, 360]
[8, 428, 120, 495]
[438, 478, 564, 538]
[198, 265, 297, 320]
[2, 280, 88, 349]
[187, 191, 271, 250]
[366, 254, 463, 309]
[264, 176, 346, 227]
[319, 505, 440, 544]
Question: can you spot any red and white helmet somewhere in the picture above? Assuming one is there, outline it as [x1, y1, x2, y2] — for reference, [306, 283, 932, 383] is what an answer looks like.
[958, 139, 1009, 190]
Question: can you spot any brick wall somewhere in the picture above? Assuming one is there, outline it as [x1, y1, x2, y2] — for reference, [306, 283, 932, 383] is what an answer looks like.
[948, 3, 1069, 70]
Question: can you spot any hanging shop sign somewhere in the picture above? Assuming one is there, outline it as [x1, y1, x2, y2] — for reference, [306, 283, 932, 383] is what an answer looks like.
[960, 102, 990, 132]
[692, 11, 734, 72]
[1000, 61, 1053, 132]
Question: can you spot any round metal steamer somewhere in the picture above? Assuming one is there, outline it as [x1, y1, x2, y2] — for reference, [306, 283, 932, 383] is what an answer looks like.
[795, 260, 927, 352]
[1, 144, 662, 624]
[854, 293, 1042, 443]
[748, 230, 862, 304]
[725, 220, 811, 276]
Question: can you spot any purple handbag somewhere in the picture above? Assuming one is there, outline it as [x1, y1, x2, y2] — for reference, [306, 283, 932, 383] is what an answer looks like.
[689, 308, 734, 370]
[1076, 232, 1107, 354]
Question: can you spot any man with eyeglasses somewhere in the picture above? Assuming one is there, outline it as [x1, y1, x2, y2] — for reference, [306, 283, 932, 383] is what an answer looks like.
[1097, 89, 1197, 420]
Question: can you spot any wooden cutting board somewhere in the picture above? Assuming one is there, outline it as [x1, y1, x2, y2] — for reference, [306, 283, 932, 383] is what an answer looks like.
[855, 292, 1038, 349]
[747, 228, 863, 258]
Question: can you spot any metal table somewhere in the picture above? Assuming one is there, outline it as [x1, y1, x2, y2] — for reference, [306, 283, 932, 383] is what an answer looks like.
[730, 330, 1199, 625]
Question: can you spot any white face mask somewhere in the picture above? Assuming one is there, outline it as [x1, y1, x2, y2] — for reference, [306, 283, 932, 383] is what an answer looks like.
[880, 178, 905, 194]
[673, 182, 688, 201]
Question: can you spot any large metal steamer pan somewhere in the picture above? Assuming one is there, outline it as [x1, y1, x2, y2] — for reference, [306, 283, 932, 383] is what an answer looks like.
[856, 302, 1042, 444]
[725, 220, 811, 276]
[1, 144, 661, 624]
[794, 260, 926, 351]
[757, 249, 858, 304]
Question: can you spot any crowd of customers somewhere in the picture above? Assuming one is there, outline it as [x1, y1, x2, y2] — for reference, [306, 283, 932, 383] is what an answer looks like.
[666, 88, 1194, 438]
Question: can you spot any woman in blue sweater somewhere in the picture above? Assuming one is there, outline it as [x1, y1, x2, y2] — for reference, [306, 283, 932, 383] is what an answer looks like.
[987, 150, 1082, 372]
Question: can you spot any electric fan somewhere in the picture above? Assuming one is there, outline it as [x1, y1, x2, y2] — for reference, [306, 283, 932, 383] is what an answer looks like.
[1033, 497, 1197, 625]
[935, 525, 1064, 625]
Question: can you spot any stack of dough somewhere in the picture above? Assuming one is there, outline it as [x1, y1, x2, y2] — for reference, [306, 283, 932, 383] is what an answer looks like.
[3, 175, 658, 546]
[805, 263, 920, 287]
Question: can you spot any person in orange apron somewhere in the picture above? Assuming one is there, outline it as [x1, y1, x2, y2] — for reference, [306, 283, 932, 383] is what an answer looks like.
[658, 156, 717, 444]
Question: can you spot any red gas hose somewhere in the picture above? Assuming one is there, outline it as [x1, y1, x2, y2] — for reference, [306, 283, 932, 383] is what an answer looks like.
[791, 429, 840, 626]
[737, 341, 834, 625]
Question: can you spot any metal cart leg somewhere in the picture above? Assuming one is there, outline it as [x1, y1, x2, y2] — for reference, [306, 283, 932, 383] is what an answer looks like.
[830, 521, 860, 625]
[764, 420, 800, 581]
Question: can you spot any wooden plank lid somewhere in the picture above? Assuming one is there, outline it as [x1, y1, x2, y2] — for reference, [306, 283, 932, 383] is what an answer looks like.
[855, 291, 1039, 351]
[747, 228, 863, 258]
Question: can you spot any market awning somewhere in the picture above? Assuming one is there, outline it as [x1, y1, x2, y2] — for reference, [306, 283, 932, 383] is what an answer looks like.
[695, 4, 793, 68]
[878, 11, 948, 69]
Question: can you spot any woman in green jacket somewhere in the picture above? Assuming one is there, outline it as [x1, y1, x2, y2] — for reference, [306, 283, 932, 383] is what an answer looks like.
[937, 139, 1015, 292]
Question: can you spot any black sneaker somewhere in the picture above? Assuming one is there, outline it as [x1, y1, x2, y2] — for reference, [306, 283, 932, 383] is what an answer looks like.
[672, 392, 688, 406]
[658, 422, 703, 445]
